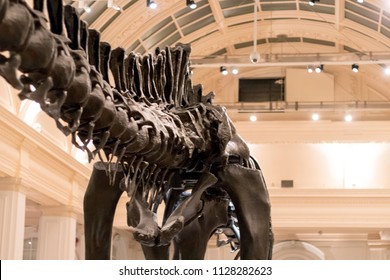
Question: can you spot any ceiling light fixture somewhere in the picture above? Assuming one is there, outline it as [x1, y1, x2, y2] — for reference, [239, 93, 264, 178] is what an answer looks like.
[307, 66, 314, 73]
[311, 113, 320, 121]
[107, 0, 122, 11]
[357, 0, 364, 3]
[250, 0, 260, 63]
[147, 0, 157, 9]
[309, 0, 319, 6]
[186, 0, 197, 9]
[78, 0, 91, 13]
[352, 64, 359, 73]
[385, 66, 390, 75]
[232, 67, 239, 75]
[344, 114, 353, 122]
[220, 66, 228, 75]
[315, 64, 323, 73]
[250, 115, 257, 122]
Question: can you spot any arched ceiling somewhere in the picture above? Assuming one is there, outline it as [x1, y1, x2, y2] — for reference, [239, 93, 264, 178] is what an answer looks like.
[65, 0, 390, 121]
[75, 0, 390, 61]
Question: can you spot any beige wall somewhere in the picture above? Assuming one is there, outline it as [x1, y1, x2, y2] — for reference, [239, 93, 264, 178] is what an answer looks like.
[249, 143, 390, 189]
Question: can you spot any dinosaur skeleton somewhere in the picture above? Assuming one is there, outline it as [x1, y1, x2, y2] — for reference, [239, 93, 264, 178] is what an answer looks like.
[0, 0, 273, 259]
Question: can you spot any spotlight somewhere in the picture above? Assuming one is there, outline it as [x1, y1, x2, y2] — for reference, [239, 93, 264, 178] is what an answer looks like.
[309, 0, 319, 6]
[311, 113, 320, 121]
[220, 66, 228, 75]
[352, 64, 359, 73]
[307, 66, 314, 73]
[147, 0, 157, 9]
[250, 51, 260, 63]
[232, 67, 239, 75]
[250, 115, 257, 122]
[186, 0, 197, 9]
[315, 64, 323, 73]
[357, 0, 364, 3]
[385, 66, 390, 75]
[344, 114, 353, 122]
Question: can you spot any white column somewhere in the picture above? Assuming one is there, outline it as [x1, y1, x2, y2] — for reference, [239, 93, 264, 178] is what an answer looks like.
[37, 207, 77, 260]
[0, 178, 26, 260]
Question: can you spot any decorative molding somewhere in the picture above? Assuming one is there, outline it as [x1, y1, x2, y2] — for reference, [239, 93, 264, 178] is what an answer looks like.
[269, 188, 390, 231]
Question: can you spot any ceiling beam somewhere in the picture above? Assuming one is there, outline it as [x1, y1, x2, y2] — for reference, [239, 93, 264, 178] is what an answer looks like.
[190, 51, 390, 67]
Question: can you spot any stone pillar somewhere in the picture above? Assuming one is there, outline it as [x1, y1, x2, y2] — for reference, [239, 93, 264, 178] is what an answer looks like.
[37, 207, 77, 260]
[0, 177, 27, 260]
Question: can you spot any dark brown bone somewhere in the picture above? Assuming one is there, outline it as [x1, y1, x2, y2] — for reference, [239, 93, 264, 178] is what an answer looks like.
[80, 20, 88, 52]
[64, 5, 80, 50]
[47, 0, 63, 35]
[109, 47, 127, 92]
[88, 29, 100, 69]
[99, 42, 111, 83]
[0, 1, 34, 88]
[33, 0, 43, 11]
[0, 0, 9, 24]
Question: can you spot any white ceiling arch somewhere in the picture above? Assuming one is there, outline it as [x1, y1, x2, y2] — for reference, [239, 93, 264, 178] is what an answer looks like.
[76, 0, 390, 62]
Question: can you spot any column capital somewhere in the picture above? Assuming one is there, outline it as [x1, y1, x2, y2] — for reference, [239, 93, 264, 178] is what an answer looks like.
[40, 205, 79, 220]
[0, 176, 30, 193]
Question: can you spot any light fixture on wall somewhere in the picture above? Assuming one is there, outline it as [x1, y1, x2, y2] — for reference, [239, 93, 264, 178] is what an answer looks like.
[315, 64, 323, 73]
[352, 64, 359, 73]
[186, 0, 197, 9]
[220, 66, 228, 75]
[147, 0, 157, 9]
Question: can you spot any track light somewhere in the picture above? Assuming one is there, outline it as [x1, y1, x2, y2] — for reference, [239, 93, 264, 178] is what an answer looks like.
[357, 0, 364, 3]
[311, 113, 320, 121]
[186, 0, 197, 9]
[147, 0, 157, 9]
[352, 64, 359, 73]
[307, 66, 314, 73]
[78, 0, 91, 13]
[315, 64, 323, 73]
[220, 66, 228, 75]
[232, 67, 239, 75]
[309, 0, 319, 6]
[344, 114, 353, 122]
[107, 0, 122, 11]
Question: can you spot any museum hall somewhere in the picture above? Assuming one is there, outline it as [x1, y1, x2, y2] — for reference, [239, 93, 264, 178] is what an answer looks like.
[0, 0, 390, 260]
